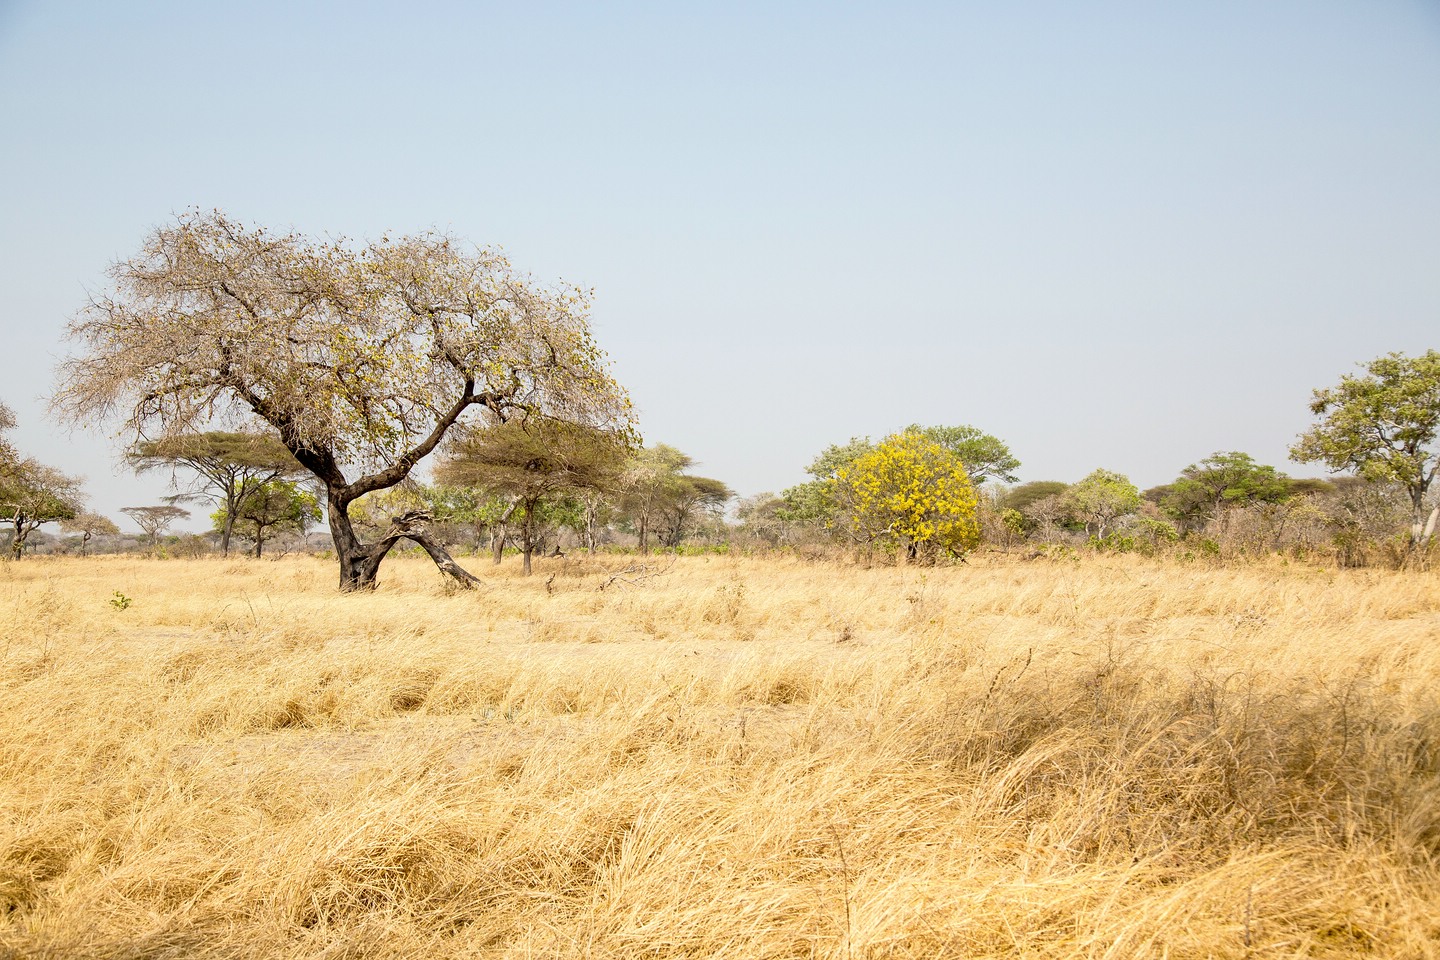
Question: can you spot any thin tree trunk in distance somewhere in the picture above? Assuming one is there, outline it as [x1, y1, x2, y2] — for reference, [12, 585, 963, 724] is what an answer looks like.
[522, 500, 535, 576]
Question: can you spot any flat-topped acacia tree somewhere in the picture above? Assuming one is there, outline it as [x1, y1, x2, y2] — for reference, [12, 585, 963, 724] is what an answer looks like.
[54, 211, 633, 590]
[128, 431, 306, 557]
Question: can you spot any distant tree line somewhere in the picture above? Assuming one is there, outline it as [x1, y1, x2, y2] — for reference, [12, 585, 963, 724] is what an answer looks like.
[7, 209, 1437, 578]
[11, 348, 1440, 571]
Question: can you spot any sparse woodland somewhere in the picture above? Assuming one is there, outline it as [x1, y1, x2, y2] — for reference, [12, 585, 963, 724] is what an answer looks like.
[1, 215, 1439, 957]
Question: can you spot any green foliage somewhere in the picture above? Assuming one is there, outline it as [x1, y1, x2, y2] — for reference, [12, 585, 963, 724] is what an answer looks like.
[1135, 516, 1181, 544]
[1160, 452, 1291, 528]
[420, 483, 515, 550]
[1000, 481, 1070, 514]
[440, 420, 632, 498]
[614, 444, 731, 551]
[129, 431, 304, 556]
[777, 480, 831, 524]
[784, 426, 1017, 531]
[129, 432, 301, 475]
[536, 495, 586, 538]
[212, 480, 320, 557]
[1, 466, 85, 560]
[657, 475, 733, 547]
[1291, 350, 1440, 543]
[806, 438, 877, 480]
[1091, 533, 1137, 553]
[109, 591, 132, 610]
[833, 430, 981, 561]
[439, 419, 632, 568]
[904, 423, 1021, 484]
[425, 485, 510, 527]
[1001, 508, 1027, 538]
[1062, 469, 1141, 539]
[778, 438, 873, 525]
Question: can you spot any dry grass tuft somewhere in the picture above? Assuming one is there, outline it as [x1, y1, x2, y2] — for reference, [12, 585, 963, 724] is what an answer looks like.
[1, 551, 1438, 957]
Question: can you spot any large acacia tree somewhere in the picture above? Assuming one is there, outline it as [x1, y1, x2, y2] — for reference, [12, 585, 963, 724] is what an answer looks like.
[54, 211, 633, 590]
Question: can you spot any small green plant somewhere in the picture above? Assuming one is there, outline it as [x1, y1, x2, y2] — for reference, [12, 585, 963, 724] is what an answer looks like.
[109, 591, 132, 610]
[1091, 533, 1138, 553]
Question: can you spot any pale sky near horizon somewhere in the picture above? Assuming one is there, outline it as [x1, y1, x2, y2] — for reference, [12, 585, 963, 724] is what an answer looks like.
[2, 1, 1438, 536]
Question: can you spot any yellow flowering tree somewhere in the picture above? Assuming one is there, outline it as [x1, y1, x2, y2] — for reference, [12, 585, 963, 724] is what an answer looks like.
[833, 430, 981, 561]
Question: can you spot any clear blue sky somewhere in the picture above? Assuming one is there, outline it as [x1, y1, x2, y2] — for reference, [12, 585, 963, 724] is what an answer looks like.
[2, 1, 1438, 534]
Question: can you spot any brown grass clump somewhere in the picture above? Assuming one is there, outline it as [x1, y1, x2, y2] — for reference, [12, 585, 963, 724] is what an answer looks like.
[1, 551, 1439, 957]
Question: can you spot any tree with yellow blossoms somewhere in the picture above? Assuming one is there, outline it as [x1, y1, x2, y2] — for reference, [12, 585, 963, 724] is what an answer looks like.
[832, 430, 981, 562]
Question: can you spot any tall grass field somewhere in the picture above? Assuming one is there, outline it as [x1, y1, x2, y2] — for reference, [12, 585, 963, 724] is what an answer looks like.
[2, 552, 1438, 958]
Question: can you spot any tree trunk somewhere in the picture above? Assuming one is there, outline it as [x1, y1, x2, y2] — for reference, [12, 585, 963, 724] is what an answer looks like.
[402, 522, 484, 588]
[1409, 498, 1440, 557]
[1409, 491, 1437, 546]
[584, 497, 599, 555]
[220, 499, 236, 557]
[10, 516, 35, 559]
[522, 500, 535, 576]
[490, 499, 518, 565]
[220, 475, 256, 558]
[330, 507, 368, 590]
[328, 499, 483, 592]
[329, 495, 393, 591]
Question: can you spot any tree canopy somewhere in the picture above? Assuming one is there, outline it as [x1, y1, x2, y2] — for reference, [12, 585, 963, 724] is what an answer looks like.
[121, 505, 190, 546]
[54, 210, 633, 589]
[1000, 481, 1070, 514]
[832, 430, 980, 561]
[129, 431, 304, 556]
[656, 474, 734, 548]
[779, 437, 873, 525]
[1, 462, 84, 559]
[615, 444, 694, 553]
[437, 418, 631, 573]
[0, 404, 85, 558]
[904, 424, 1021, 484]
[214, 479, 321, 557]
[61, 511, 120, 555]
[1291, 350, 1440, 546]
[1062, 469, 1141, 539]
[1157, 452, 1291, 529]
[0, 402, 17, 471]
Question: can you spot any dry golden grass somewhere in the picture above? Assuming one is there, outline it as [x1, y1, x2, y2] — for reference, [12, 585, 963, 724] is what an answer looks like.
[1, 550, 1439, 958]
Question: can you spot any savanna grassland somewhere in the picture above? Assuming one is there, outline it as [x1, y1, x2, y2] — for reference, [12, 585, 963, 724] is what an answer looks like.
[2, 552, 1439, 959]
